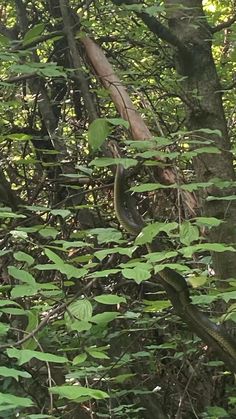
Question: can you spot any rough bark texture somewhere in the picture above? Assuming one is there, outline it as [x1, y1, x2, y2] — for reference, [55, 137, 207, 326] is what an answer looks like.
[165, 0, 236, 279]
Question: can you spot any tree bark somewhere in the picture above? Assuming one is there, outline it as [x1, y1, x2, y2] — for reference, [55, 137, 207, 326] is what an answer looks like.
[165, 0, 236, 279]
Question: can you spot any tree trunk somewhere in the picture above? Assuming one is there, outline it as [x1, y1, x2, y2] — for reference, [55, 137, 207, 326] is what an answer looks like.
[165, 0, 236, 279]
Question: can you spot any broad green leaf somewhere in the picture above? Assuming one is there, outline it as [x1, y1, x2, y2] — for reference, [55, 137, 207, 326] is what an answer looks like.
[7, 348, 68, 365]
[86, 348, 110, 359]
[205, 406, 228, 417]
[49, 385, 109, 401]
[0, 34, 10, 46]
[94, 246, 136, 261]
[50, 209, 71, 218]
[69, 320, 92, 332]
[106, 118, 129, 128]
[180, 243, 236, 258]
[194, 217, 223, 227]
[122, 265, 151, 283]
[22, 310, 39, 350]
[72, 353, 87, 365]
[91, 312, 119, 324]
[130, 183, 172, 192]
[45, 248, 63, 265]
[91, 269, 120, 278]
[90, 157, 138, 169]
[220, 291, 236, 303]
[154, 263, 191, 273]
[6, 133, 32, 141]
[188, 276, 207, 288]
[65, 299, 93, 324]
[0, 323, 9, 335]
[112, 373, 136, 383]
[94, 295, 126, 305]
[88, 118, 111, 151]
[144, 251, 178, 263]
[89, 228, 123, 244]
[143, 300, 171, 312]
[8, 267, 36, 284]
[0, 212, 26, 219]
[0, 300, 20, 307]
[13, 251, 34, 266]
[10, 284, 39, 298]
[23, 23, 45, 44]
[191, 295, 218, 305]
[135, 222, 178, 245]
[180, 182, 213, 192]
[179, 221, 199, 245]
[1, 308, 27, 315]
[196, 128, 222, 136]
[0, 367, 31, 381]
[39, 227, 59, 238]
[0, 392, 33, 407]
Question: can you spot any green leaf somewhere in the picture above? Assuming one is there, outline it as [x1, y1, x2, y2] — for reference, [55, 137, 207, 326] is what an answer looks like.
[45, 248, 63, 265]
[94, 246, 135, 261]
[143, 300, 171, 312]
[49, 385, 109, 401]
[130, 183, 172, 192]
[205, 406, 228, 417]
[144, 251, 178, 263]
[6, 133, 32, 142]
[10, 286, 38, 301]
[65, 299, 93, 324]
[88, 118, 111, 151]
[0, 367, 31, 381]
[23, 23, 45, 44]
[122, 265, 151, 283]
[0, 35, 10, 46]
[179, 221, 199, 245]
[135, 222, 178, 245]
[207, 195, 236, 201]
[69, 320, 92, 332]
[91, 269, 120, 278]
[7, 348, 68, 365]
[8, 267, 36, 284]
[39, 227, 59, 238]
[89, 228, 123, 244]
[194, 217, 223, 227]
[0, 323, 10, 336]
[0, 300, 20, 307]
[50, 209, 71, 218]
[13, 251, 34, 266]
[220, 291, 236, 303]
[188, 276, 207, 288]
[0, 392, 33, 407]
[86, 348, 110, 359]
[22, 310, 39, 350]
[90, 157, 138, 169]
[94, 295, 126, 305]
[91, 312, 119, 324]
[72, 353, 87, 365]
[0, 212, 26, 219]
[106, 118, 129, 128]
[180, 243, 236, 258]
[191, 295, 218, 305]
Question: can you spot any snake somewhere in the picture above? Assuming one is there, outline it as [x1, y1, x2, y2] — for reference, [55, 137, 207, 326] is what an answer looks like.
[113, 161, 236, 373]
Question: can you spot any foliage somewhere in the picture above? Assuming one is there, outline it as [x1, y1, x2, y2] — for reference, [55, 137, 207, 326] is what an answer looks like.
[0, 1, 235, 418]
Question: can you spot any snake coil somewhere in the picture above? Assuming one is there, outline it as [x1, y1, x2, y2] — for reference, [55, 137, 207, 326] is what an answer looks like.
[113, 161, 236, 373]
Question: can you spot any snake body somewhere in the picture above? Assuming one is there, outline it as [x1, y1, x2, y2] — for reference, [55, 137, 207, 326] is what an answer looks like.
[114, 163, 236, 373]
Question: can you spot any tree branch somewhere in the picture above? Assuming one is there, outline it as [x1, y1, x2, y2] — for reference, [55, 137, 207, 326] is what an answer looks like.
[112, 0, 191, 57]
[211, 14, 236, 33]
